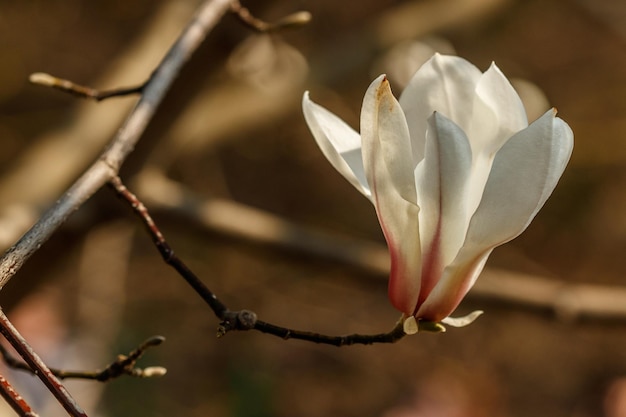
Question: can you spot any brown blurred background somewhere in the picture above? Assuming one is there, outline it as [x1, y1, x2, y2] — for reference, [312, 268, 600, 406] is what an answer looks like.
[1, 0, 626, 416]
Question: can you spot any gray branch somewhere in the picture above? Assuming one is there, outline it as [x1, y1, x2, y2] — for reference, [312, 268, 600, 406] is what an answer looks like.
[0, 0, 232, 290]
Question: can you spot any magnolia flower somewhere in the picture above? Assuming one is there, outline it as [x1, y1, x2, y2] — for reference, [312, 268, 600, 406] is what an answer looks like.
[302, 54, 573, 331]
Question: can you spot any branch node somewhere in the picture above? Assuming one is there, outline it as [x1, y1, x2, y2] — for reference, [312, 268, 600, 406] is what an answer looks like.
[217, 309, 258, 337]
[237, 310, 258, 329]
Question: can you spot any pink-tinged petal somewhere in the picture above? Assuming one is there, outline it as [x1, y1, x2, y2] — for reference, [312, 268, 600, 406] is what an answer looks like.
[468, 63, 528, 156]
[399, 54, 482, 163]
[414, 112, 473, 309]
[416, 109, 573, 320]
[416, 250, 492, 321]
[361, 76, 421, 316]
[302, 92, 371, 198]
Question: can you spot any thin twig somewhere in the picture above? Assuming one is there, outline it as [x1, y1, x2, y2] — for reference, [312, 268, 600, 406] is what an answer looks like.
[29, 73, 145, 101]
[0, 309, 87, 417]
[0, 336, 166, 382]
[0, 0, 233, 291]
[108, 177, 228, 317]
[0, 1, 198, 253]
[253, 319, 405, 346]
[0, 372, 39, 417]
[109, 176, 407, 345]
[230, 0, 311, 32]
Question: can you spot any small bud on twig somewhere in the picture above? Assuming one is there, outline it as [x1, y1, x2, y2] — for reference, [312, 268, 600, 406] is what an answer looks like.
[231, 1, 311, 32]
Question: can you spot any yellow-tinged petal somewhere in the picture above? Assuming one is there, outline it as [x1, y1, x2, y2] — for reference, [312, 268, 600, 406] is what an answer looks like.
[374, 76, 417, 203]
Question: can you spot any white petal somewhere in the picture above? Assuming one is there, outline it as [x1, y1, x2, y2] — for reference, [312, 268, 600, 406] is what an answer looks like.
[302, 92, 371, 198]
[464, 109, 572, 247]
[456, 63, 530, 219]
[414, 112, 473, 305]
[417, 109, 573, 320]
[399, 54, 482, 163]
[361, 76, 422, 316]
[441, 310, 484, 327]
[467, 63, 528, 155]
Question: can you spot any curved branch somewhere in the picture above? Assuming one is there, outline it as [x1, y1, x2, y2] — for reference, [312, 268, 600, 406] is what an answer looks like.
[110, 176, 408, 345]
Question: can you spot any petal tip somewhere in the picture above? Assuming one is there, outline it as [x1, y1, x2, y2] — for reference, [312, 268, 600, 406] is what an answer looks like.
[373, 73, 388, 85]
[440, 310, 484, 327]
[486, 60, 504, 76]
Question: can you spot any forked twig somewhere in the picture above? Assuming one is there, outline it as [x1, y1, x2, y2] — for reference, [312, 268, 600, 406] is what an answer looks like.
[0, 0, 233, 290]
[0, 336, 166, 382]
[0, 0, 314, 415]
[27, 1, 312, 102]
[109, 176, 407, 346]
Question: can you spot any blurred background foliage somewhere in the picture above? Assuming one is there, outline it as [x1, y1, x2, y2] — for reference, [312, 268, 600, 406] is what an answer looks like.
[1, 0, 626, 416]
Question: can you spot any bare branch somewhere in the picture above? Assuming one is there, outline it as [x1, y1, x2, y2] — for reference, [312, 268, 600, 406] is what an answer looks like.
[0, 336, 166, 382]
[110, 176, 407, 345]
[250, 317, 405, 346]
[0, 0, 233, 291]
[27, 2, 311, 102]
[0, 309, 87, 417]
[0, 372, 39, 417]
[108, 176, 228, 317]
[0, 1, 199, 251]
